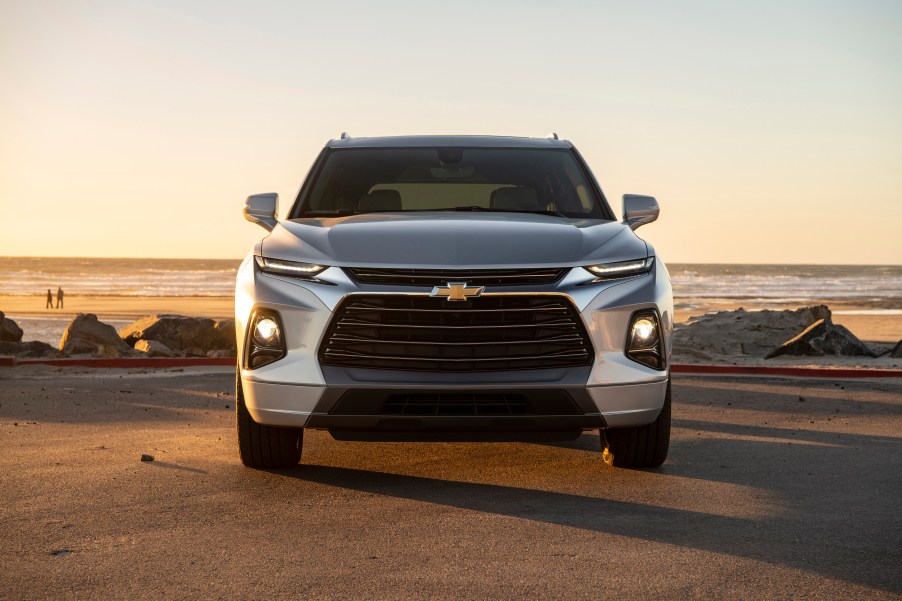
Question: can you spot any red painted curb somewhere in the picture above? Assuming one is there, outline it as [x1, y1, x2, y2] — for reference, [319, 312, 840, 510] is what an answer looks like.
[0, 356, 899, 378]
[671, 364, 902, 379]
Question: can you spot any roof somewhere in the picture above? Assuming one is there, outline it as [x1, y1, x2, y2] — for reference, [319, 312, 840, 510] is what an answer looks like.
[325, 135, 573, 149]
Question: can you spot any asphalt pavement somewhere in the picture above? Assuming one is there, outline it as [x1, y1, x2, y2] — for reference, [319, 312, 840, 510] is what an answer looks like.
[1, 367, 900, 599]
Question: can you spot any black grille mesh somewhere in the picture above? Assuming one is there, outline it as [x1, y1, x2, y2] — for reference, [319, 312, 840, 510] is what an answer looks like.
[319, 295, 593, 372]
[344, 267, 568, 287]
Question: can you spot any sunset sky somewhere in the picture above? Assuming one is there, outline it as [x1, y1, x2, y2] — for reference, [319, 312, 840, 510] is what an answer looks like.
[1, 0, 900, 264]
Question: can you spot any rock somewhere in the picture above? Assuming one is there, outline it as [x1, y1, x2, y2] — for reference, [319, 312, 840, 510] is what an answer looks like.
[59, 314, 136, 357]
[120, 315, 236, 354]
[183, 346, 207, 357]
[0, 311, 24, 342]
[140, 454, 154, 462]
[674, 305, 831, 359]
[891, 340, 902, 358]
[0, 340, 62, 358]
[134, 339, 175, 358]
[766, 318, 876, 358]
[214, 320, 236, 345]
[205, 349, 233, 359]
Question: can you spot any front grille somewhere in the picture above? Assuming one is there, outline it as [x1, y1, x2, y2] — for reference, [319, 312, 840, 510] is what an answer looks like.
[319, 295, 593, 371]
[344, 267, 568, 287]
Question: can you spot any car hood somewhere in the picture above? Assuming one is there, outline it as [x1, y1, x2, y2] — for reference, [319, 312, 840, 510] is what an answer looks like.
[261, 212, 648, 268]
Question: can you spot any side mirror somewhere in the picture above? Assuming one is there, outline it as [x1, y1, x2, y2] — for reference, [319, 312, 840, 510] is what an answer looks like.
[244, 193, 279, 232]
[622, 194, 659, 230]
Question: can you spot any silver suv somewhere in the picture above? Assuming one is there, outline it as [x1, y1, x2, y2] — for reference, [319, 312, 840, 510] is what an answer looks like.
[235, 135, 672, 469]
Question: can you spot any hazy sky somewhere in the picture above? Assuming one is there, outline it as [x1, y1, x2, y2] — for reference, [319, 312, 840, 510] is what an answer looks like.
[1, 0, 900, 263]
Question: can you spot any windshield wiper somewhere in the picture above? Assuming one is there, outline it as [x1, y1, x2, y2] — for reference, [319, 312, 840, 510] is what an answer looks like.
[300, 210, 362, 217]
[502, 209, 570, 218]
[301, 207, 571, 218]
[443, 206, 569, 218]
[448, 205, 570, 219]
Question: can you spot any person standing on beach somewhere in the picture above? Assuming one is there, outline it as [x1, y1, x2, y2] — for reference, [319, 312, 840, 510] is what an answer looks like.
[46, 289, 53, 309]
[56, 287, 64, 309]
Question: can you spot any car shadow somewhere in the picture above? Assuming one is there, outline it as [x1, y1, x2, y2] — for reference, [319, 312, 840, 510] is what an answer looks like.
[275, 459, 899, 594]
[267, 376, 901, 594]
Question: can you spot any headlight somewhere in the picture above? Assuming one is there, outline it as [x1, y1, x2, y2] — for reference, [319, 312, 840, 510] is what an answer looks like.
[626, 310, 665, 370]
[255, 256, 327, 279]
[245, 309, 286, 369]
[584, 257, 654, 279]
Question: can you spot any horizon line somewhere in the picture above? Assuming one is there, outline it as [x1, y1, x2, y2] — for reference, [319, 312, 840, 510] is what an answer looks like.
[0, 255, 900, 268]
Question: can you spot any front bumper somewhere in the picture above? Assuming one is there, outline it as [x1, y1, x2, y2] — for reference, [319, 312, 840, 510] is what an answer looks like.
[236, 255, 673, 434]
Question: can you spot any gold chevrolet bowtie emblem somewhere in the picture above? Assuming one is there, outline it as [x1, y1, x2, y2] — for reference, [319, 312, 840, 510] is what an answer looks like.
[430, 282, 484, 302]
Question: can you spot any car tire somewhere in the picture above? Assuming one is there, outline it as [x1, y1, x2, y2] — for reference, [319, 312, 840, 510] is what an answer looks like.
[236, 371, 303, 469]
[601, 377, 671, 468]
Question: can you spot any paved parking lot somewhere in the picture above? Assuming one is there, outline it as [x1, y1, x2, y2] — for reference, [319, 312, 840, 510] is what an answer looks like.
[1, 367, 900, 599]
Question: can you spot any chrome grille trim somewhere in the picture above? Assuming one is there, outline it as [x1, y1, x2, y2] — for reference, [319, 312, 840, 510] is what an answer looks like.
[319, 294, 594, 372]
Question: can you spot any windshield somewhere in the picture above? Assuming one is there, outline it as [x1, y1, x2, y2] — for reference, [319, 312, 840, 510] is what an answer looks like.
[291, 147, 612, 219]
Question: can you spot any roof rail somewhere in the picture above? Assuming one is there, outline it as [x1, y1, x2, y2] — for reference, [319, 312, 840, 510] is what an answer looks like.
[340, 132, 350, 139]
[546, 132, 559, 140]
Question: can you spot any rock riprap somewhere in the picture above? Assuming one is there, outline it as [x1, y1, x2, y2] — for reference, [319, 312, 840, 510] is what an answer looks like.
[59, 314, 137, 357]
[0, 311, 24, 342]
[133, 339, 175, 358]
[0, 340, 61, 358]
[119, 315, 236, 355]
[766, 318, 876, 358]
[673, 305, 831, 359]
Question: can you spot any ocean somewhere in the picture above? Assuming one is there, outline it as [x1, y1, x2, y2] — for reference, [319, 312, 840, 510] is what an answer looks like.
[0, 257, 239, 298]
[1, 257, 899, 308]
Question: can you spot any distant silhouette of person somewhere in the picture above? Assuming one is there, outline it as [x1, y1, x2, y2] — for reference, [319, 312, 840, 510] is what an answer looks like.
[46, 289, 53, 309]
[56, 287, 64, 309]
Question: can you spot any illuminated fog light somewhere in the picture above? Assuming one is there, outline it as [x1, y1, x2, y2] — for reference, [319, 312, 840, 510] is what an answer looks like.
[246, 311, 286, 369]
[626, 311, 665, 370]
[254, 318, 279, 345]
[631, 318, 656, 343]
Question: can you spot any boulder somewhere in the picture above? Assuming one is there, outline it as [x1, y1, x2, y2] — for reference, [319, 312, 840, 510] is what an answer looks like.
[0, 340, 62, 358]
[59, 314, 136, 357]
[134, 339, 175, 358]
[214, 319, 236, 346]
[183, 346, 208, 357]
[673, 305, 831, 358]
[205, 349, 234, 359]
[0, 311, 24, 342]
[766, 318, 876, 358]
[120, 315, 236, 354]
[890, 340, 902, 358]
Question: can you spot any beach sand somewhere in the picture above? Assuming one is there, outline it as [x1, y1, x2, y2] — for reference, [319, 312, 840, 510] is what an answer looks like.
[0, 294, 234, 321]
